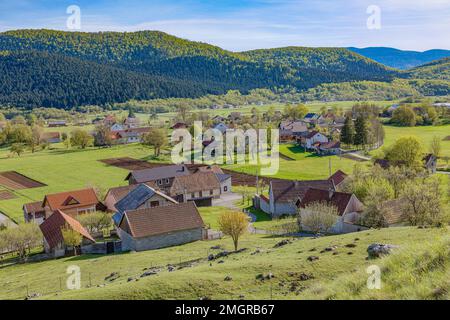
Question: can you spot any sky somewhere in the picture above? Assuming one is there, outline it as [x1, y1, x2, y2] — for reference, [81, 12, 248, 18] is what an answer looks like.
[0, 0, 449, 51]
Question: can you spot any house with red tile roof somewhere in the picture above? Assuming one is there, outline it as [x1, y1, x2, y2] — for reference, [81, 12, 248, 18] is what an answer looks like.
[23, 188, 104, 224]
[39, 210, 95, 257]
[296, 188, 365, 234]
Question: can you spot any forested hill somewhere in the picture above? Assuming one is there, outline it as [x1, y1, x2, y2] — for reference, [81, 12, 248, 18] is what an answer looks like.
[0, 29, 441, 109]
[404, 57, 450, 81]
[348, 47, 450, 70]
[0, 51, 212, 108]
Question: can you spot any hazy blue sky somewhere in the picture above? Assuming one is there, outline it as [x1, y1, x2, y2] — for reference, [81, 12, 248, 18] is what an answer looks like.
[0, 0, 448, 51]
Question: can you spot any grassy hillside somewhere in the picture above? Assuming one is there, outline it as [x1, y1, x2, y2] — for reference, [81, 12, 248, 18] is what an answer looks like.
[1, 226, 446, 300]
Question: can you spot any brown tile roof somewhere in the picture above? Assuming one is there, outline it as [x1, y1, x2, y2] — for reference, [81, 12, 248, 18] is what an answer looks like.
[328, 170, 347, 187]
[298, 188, 354, 216]
[43, 188, 100, 211]
[39, 210, 95, 249]
[126, 164, 190, 183]
[187, 164, 224, 174]
[122, 202, 204, 238]
[23, 201, 45, 214]
[271, 179, 333, 203]
[41, 132, 60, 140]
[170, 172, 221, 195]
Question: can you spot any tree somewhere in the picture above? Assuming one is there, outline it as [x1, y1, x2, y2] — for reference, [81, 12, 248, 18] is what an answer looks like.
[142, 128, 168, 156]
[361, 204, 389, 228]
[127, 106, 135, 118]
[354, 115, 368, 149]
[29, 125, 43, 153]
[93, 125, 113, 147]
[400, 178, 442, 226]
[218, 211, 249, 251]
[283, 104, 308, 120]
[61, 225, 83, 256]
[176, 103, 190, 122]
[70, 129, 92, 149]
[385, 136, 424, 168]
[0, 223, 42, 262]
[10, 143, 25, 157]
[429, 135, 442, 158]
[298, 202, 338, 234]
[391, 106, 416, 126]
[77, 212, 113, 234]
[340, 116, 355, 146]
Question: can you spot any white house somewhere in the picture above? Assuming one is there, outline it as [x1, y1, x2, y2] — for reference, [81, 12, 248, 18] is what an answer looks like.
[304, 131, 328, 149]
[110, 123, 125, 132]
[214, 122, 229, 134]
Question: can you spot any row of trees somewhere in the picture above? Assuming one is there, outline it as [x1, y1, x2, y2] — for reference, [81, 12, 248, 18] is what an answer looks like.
[340, 115, 385, 149]
[390, 104, 439, 127]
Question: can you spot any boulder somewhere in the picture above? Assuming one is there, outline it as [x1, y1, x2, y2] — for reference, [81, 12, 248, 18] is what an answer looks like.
[367, 243, 398, 258]
[307, 256, 319, 262]
[224, 275, 233, 281]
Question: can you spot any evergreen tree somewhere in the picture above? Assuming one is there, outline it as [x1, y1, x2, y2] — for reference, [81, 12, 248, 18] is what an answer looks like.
[340, 116, 355, 146]
[354, 116, 368, 148]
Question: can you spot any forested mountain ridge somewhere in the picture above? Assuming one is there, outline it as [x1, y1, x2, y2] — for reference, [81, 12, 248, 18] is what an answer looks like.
[0, 29, 446, 109]
[348, 47, 450, 70]
[0, 51, 213, 108]
[404, 57, 450, 81]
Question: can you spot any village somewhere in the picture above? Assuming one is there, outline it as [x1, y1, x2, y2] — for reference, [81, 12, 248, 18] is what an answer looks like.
[0, 99, 449, 300]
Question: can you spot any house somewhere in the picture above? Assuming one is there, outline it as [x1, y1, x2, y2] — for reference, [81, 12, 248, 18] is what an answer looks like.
[168, 172, 221, 206]
[316, 141, 341, 155]
[303, 113, 320, 124]
[304, 131, 328, 149]
[126, 164, 190, 185]
[423, 154, 437, 173]
[39, 210, 95, 257]
[48, 120, 66, 127]
[103, 182, 158, 212]
[103, 114, 116, 126]
[41, 132, 61, 144]
[257, 171, 348, 217]
[214, 122, 229, 134]
[23, 201, 47, 224]
[296, 188, 365, 234]
[328, 170, 348, 190]
[111, 127, 151, 144]
[112, 184, 178, 225]
[124, 117, 140, 128]
[279, 121, 309, 140]
[215, 173, 232, 194]
[116, 202, 204, 252]
[171, 122, 187, 130]
[265, 178, 334, 217]
[110, 123, 125, 132]
[23, 188, 104, 223]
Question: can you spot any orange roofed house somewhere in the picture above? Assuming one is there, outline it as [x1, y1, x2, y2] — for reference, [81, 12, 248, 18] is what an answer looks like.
[23, 188, 105, 224]
[39, 210, 95, 257]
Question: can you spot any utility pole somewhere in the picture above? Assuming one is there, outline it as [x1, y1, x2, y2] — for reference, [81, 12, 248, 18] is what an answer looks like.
[255, 169, 259, 195]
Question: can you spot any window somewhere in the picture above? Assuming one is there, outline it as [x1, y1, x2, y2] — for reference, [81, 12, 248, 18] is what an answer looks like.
[224, 186, 228, 192]
[209, 190, 213, 195]
[158, 180, 163, 185]
[191, 193, 195, 198]
[165, 179, 170, 184]
[150, 201, 159, 207]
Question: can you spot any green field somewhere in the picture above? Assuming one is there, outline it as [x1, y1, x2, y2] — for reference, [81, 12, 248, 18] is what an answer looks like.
[382, 124, 450, 157]
[0, 143, 167, 222]
[0, 226, 447, 300]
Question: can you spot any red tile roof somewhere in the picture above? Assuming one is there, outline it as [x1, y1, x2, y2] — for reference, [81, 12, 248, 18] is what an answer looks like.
[43, 188, 100, 211]
[298, 188, 354, 216]
[305, 131, 320, 139]
[328, 170, 347, 187]
[122, 202, 204, 238]
[271, 179, 333, 203]
[39, 210, 95, 249]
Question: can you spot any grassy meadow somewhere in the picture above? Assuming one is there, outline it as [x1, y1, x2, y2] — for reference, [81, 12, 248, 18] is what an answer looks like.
[0, 226, 447, 300]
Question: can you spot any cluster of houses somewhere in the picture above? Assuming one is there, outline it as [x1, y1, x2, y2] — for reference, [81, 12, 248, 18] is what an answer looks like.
[98, 114, 152, 144]
[279, 112, 345, 155]
[253, 170, 370, 234]
[23, 163, 232, 257]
